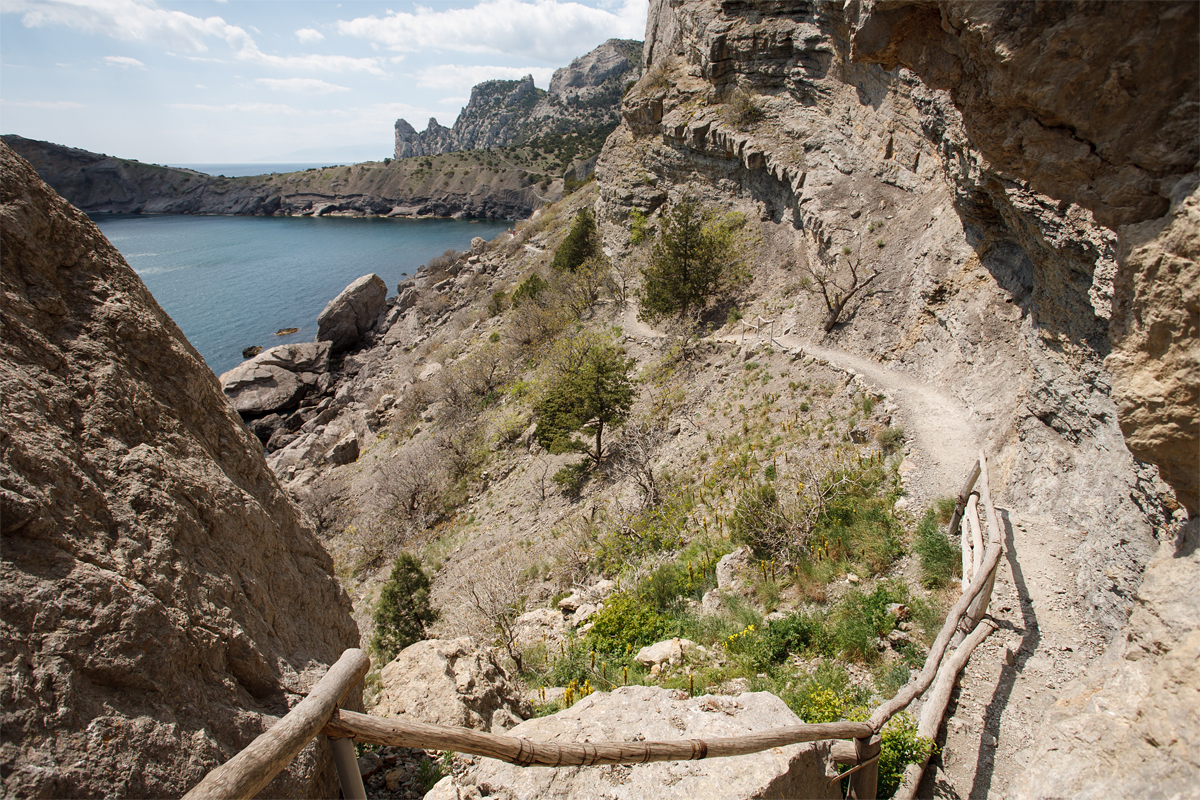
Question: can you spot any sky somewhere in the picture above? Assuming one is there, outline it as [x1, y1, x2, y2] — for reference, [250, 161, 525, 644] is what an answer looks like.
[0, 0, 647, 164]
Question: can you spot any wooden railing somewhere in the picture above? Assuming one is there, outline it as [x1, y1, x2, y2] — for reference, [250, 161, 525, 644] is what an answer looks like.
[183, 453, 1003, 800]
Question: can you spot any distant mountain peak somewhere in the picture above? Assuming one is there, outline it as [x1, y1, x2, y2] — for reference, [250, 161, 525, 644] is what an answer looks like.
[393, 39, 642, 161]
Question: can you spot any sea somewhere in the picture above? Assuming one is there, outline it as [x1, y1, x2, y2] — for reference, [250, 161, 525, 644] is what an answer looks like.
[92, 212, 511, 376]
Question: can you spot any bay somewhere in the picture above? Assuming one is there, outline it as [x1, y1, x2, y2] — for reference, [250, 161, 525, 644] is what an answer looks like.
[92, 214, 510, 376]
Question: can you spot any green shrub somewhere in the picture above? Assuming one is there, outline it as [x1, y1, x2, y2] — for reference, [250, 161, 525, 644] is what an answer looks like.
[552, 462, 592, 496]
[512, 272, 548, 306]
[830, 583, 908, 663]
[629, 209, 650, 245]
[878, 712, 932, 797]
[585, 592, 679, 656]
[550, 208, 600, 273]
[730, 483, 788, 556]
[877, 425, 905, 453]
[371, 553, 438, 663]
[488, 290, 507, 317]
[725, 89, 765, 129]
[914, 506, 960, 588]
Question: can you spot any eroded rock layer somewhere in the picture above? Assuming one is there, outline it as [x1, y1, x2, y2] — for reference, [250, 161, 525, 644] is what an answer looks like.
[0, 142, 360, 798]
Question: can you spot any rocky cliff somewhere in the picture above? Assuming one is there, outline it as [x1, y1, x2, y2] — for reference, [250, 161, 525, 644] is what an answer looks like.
[592, 0, 1195, 794]
[0, 141, 360, 797]
[3, 134, 560, 220]
[394, 39, 643, 159]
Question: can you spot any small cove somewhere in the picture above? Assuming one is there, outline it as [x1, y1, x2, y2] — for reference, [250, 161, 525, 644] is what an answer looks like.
[92, 213, 510, 375]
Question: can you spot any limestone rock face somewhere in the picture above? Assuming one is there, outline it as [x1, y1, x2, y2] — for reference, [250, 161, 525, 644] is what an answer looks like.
[316, 273, 388, 352]
[0, 142, 359, 798]
[1107, 183, 1200, 515]
[850, 0, 1199, 229]
[847, 0, 1200, 516]
[374, 638, 531, 733]
[426, 686, 839, 800]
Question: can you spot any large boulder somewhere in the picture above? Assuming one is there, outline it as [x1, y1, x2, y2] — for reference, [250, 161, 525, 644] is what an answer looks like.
[218, 341, 333, 417]
[254, 340, 331, 374]
[374, 638, 531, 733]
[218, 361, 306, 415]
[316, 273, 388, 352]
[426, 686, 839, 800]
[0, 141, 360, 798]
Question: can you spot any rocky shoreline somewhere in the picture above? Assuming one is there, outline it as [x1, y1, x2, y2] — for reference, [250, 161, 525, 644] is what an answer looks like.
[1, 135, 556, 221]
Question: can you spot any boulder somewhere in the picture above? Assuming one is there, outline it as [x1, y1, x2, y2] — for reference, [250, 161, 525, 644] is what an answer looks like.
[0, 141, 358, 799]
[326, 430, 360, 465]
[374, 638, 531, 733]
[635, 637, 696, 667]
[316, 273, 388, 352]
[470, 236, 486, 253]
[253, 341, 331, 374]
[514, 608, 569, 649]
[425, 687, 839, 800]
[716, 546, 753, 593]
[218, 361, 306, 416]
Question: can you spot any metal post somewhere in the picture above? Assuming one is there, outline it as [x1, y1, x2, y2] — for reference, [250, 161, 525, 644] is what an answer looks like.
[330, 736, 367, 800]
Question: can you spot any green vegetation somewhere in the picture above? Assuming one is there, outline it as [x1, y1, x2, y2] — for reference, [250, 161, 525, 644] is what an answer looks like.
[550, 208, 600, 273]
[638, 198, 746, 324]
[534, 331, 634, 467]
[725, 89, 765, 129]
[914, 504, 961, 588]
[371, 553, 438, 663]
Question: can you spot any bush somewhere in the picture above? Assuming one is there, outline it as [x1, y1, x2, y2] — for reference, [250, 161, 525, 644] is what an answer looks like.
[877, 425, 905, 453]
[371, 553, 438, 663]
[725, 89, 765, 129]
[550, 208, 600, 273]
[638, 197, 744, 324]
[512, 273, 548, 306]
[914, 506, 960, 588]
[878, 712, 932, 797]
[585, 592, 679, 656]
[830, 583, 909, 662]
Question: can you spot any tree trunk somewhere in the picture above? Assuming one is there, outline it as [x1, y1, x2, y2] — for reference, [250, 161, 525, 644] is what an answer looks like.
[594, 420, 604, 466]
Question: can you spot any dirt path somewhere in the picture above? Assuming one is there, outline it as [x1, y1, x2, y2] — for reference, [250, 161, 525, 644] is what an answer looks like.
[692, 328, 1101, 798]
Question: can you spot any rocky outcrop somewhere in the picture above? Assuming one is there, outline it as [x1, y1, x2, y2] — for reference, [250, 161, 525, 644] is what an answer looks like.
[425, 687, 838, 800]
[393, 39, 642, 159]
[0, 141, 359, 797]
[847, 0, 1200, 517]
[374, 638, 531, 732]
[317, 274, 389, 353]
[2, 135, 549, 221]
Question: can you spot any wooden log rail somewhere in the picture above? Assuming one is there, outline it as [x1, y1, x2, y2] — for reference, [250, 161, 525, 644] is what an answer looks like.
[184, 453, 1004, 800]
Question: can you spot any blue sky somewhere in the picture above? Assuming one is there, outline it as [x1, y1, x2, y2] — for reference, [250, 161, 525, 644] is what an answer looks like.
[0, 0, 646, 164]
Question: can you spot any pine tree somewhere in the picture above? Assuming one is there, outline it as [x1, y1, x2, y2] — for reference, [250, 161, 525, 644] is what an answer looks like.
[638, 198, 742, 323]
[535, 337, 634, 466]
[371, 553, 438, 664]
[550, 208, 600, 273]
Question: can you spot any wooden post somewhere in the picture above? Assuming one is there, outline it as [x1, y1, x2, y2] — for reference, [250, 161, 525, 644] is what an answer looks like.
[946, 459, 982, 543]
[330, 736, 366, 800]
[966, 493, 983, 579]
[960, 507, 972, 591]
[183, 649, 370, 800]
[846, 735, 880, 799]
[892, 620, 997, 800]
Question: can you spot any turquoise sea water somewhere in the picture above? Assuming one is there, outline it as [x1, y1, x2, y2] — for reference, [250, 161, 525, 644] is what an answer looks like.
[92, 214, 510, 376]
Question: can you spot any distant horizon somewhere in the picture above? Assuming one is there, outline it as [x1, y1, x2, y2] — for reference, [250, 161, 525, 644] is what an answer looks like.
[1, 0, 646, 164]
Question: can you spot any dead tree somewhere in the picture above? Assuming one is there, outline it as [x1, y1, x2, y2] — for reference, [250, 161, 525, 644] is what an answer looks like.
[800, 252, 882, 332]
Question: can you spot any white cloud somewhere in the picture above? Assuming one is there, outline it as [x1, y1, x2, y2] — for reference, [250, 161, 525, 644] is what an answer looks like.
[337, 0, 646, 62]
[414, 64, 555, 92]
[1, 98, 86, 108]
[256, 77, 349, 94]
[103, 54, 144, 67]
[295, 27, 323, 44]
[170, 102, 300, 115]
[7, 0, 388, 74]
